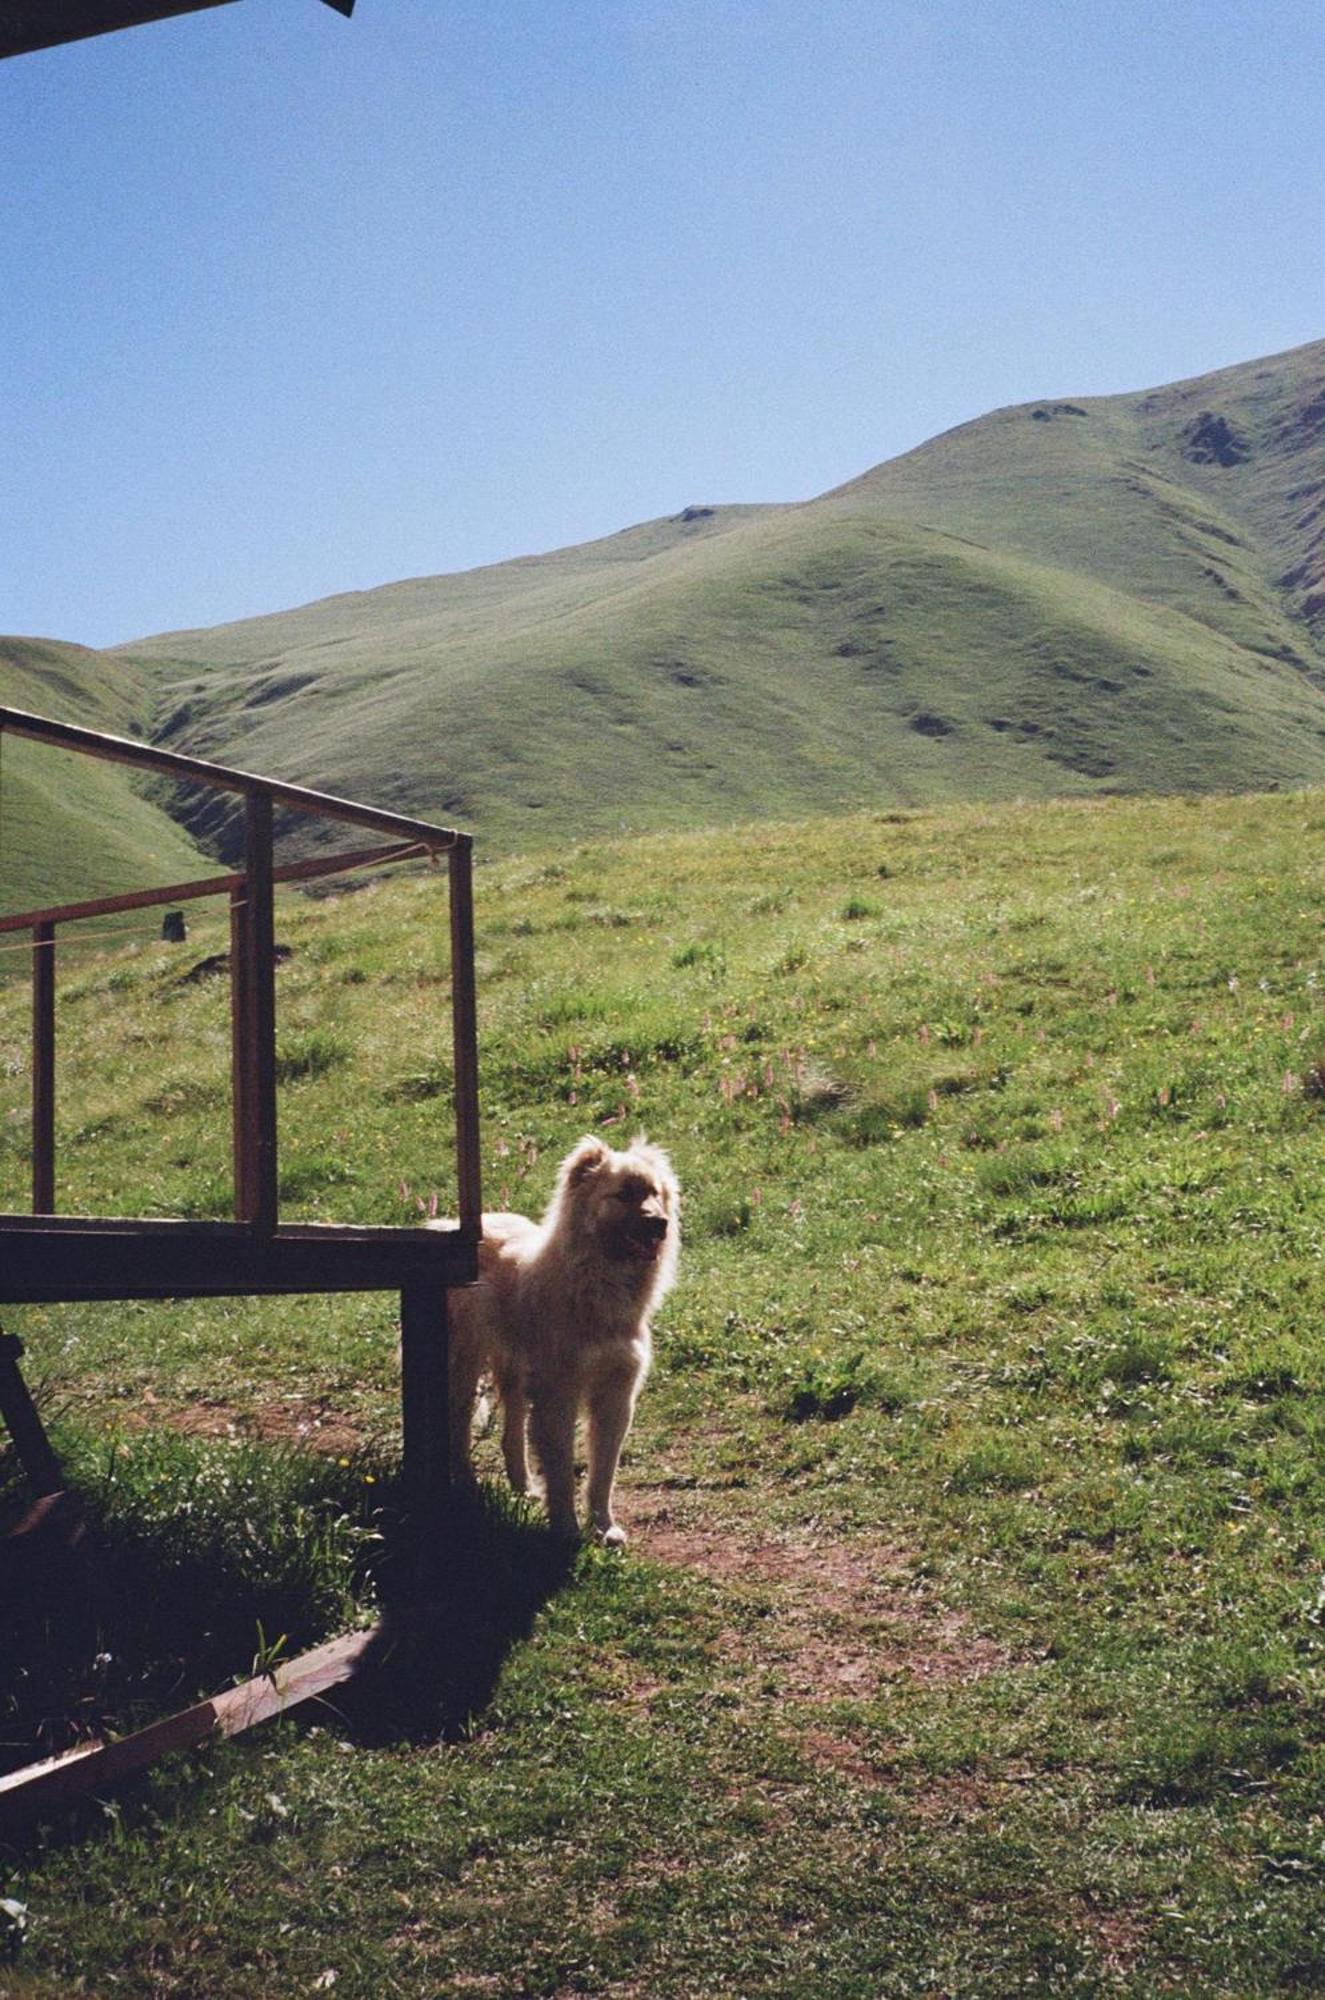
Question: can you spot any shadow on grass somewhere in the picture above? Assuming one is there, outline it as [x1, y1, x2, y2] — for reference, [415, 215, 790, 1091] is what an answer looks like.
[0, 1429, 576, 1793]
[339, 1489, 578, 1747]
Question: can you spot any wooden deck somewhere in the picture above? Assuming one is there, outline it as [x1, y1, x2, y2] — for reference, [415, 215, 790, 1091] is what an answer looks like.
[0, 1212, 476, 1302]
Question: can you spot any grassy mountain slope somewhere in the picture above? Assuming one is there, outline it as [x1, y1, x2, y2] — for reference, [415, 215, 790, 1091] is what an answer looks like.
[99, 333, 1325, 855]
[0, 638, 208, 919]
[825, 334, 1325, 667]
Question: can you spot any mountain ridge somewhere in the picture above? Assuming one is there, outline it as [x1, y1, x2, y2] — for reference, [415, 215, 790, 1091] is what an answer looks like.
[8, 335, 1325, 867]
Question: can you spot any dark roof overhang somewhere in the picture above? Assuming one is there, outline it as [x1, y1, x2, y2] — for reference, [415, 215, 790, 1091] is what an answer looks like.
[0, 0, 352, 60]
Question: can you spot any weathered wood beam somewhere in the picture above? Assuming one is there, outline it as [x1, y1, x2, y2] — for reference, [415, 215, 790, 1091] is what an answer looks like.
[0, 1626, 377, 1833]
[400, 1278, 451, 1565]
[0, 1215, 477, 1301]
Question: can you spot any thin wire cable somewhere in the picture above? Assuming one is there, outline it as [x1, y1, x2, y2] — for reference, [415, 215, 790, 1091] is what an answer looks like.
[0, 922, 234, 957]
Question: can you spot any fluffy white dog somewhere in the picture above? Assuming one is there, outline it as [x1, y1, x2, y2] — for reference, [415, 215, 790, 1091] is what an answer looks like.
[448, 1135, 680, 1546]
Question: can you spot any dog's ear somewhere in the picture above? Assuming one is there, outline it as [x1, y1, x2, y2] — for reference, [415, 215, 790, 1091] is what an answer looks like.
[631, 1136, 677, 1195]
[563, 1135, 610, 1186]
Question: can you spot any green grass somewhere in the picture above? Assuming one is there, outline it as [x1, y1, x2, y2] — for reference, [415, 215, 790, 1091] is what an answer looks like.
[0, 636, 209, 924]
[101, 335, 1325, 861]
[7, 788, 1325, 1991]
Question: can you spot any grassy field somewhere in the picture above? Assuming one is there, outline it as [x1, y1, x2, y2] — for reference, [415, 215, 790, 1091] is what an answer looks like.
[5, 788, 1325, 1993]
[105, 335, 1325, 860]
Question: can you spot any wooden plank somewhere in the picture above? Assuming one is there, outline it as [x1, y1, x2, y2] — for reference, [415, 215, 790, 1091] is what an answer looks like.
[400, 1279, 451, 1562]
[4, 1490, 78, 1542]
[210, 1627, 376, 1735]
[0, 1215, 477, 1302]
[448, 840, 483, 1235]
[0, 1627, 377, 1833]
[31, 923, 55, 1215]
[0, 840, 425, 936]
[0, 705, 463, 851]
[0, 1214, 473, 1244]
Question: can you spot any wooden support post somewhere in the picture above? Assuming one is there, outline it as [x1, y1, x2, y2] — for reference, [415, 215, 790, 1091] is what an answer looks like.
[32, 922, 55, 1215]
[0, 1331, 63, 1498]
[400, 1279, 450, 1581]
[231, 792, 278, 1231]
[229, 885, 250, 1221]
[449, 839, 482, 1237]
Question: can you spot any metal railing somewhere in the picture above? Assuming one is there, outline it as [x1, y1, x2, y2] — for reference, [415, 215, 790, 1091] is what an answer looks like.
[0, 703, 481, 1236]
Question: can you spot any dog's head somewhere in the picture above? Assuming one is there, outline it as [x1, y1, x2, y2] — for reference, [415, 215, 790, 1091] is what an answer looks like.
[555, 1134, 680, 1284]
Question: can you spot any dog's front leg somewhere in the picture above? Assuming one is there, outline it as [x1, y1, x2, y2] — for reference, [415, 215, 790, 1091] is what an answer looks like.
[494, 1361, 531, 1495]
[586, 1376, 638, 1549]
[529, 1390, 579, 1538]
[447, 1323, 484, 1490]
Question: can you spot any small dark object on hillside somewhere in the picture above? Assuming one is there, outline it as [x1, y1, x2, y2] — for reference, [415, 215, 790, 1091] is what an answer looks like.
[181, 943, 292, 984]
[161, 910, 187, 942]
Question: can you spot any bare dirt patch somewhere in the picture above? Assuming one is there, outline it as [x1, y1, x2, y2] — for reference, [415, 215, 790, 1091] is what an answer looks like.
[122, 1390, 371, 1458]
[623, 1478, 1015, 1718]
[1071, 1899, 1148, 1981]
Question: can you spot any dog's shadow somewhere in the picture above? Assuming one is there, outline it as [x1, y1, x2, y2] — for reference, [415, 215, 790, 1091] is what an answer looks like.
[335, 1486, 579, 1745]
[0, 1455, 577, 1785]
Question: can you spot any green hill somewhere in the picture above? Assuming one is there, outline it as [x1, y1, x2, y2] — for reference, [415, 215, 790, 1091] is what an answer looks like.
[70, 334, 1325, 853]
[0, 637, 208, 919]
[823, 336, 1325, 666]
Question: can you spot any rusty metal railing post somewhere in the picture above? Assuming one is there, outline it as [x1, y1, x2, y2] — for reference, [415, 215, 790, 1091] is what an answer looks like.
[32, 922, 55, 1215]
[229, 881, 250, 1220]
[448, 837, 482, 1236]
[231, 791, 278, 1231]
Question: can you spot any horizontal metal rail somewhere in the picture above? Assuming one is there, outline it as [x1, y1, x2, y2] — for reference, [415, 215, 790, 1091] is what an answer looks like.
[0, 704, 466, 852]
[0, 705, 483, 1237]
[0, 839, 427, 935]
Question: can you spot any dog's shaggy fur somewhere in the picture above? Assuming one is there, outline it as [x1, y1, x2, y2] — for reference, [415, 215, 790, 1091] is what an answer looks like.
[448, 1135, 680, 1546]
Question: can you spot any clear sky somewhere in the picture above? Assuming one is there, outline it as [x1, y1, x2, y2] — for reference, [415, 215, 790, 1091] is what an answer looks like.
[3, 0, 1323, 649]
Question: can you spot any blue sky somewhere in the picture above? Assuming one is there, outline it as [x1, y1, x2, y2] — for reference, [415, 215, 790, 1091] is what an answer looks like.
[3, 0, 1323, 648]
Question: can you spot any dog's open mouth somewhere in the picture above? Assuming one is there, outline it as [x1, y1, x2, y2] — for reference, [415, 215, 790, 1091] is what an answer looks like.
[623, 1226, 666, 1263]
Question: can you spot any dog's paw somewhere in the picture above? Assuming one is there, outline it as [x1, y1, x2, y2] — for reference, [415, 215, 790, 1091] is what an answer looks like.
[598, 1523, 628, 1551]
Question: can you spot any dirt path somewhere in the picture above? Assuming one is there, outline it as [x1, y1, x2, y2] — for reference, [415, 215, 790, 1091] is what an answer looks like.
[619, 1472, 1014, 1775]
